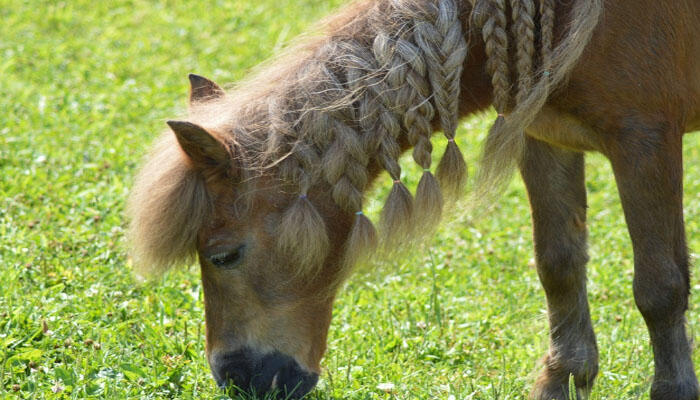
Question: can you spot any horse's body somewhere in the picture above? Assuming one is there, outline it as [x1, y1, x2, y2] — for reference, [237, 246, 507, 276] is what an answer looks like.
[128, 0, 700, 398]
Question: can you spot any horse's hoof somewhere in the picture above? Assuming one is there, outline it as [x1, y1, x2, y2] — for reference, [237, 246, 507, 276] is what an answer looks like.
[531, 384, 587, 400]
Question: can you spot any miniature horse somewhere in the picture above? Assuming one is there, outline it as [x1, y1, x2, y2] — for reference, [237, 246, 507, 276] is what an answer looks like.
[128, 0, 700, 398]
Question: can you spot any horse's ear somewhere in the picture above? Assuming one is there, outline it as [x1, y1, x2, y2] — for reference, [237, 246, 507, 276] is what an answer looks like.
[167, 120, 230, 168]
[188, 74, 224, 104]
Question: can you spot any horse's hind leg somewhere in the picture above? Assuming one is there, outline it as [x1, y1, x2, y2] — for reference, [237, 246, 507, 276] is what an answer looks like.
[520, 138, 598, 400]
[608, 123, 699, 400]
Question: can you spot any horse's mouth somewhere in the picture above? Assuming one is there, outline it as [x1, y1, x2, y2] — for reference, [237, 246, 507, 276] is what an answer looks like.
[214, 349, 319, 399]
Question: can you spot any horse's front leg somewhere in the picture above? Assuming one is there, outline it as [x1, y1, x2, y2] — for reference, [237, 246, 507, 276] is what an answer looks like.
[608, 123, 698, 400]
[520, 137, 598, 400]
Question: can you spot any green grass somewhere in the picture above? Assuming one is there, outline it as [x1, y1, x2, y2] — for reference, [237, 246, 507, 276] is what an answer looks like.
[1, 0, 699, 398]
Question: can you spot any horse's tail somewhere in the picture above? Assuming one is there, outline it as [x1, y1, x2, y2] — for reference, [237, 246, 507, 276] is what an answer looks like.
[471, 0, 604, 202]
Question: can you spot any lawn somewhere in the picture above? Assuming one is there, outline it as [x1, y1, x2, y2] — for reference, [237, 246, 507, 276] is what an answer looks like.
[1, 0, 699, 399]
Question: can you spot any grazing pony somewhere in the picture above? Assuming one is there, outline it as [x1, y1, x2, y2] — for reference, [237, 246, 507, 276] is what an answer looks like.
[127, 0, 700, 398]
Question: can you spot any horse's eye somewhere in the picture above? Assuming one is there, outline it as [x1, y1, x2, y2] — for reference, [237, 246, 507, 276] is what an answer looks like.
[208, 245, 245, 268]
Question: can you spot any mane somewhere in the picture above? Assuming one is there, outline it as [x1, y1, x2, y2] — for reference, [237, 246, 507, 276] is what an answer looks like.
[127, 134, 212, 276]
[128, 0, 603, 276]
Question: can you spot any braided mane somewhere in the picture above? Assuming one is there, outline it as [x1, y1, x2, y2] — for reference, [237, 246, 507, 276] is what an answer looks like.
[130, 0, 603, 275]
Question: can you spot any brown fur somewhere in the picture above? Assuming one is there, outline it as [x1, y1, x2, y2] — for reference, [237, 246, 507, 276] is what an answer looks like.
[128, 0, 700, 398]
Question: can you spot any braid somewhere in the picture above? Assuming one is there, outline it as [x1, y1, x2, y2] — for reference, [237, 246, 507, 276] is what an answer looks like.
[539, 0, 555, 87]
[323, 112, 370, 214]
[365, 35, 415, 242]
[391, 35, 443, 228]
[471, 0, 520, 200]
[271, 95, 330, 273]
[474, 0, 511, 113]
[320, 50, 379, 260]
[269, 97, 318, 191]
[414, 0, 469, 197]
[512, 0, 536, 104]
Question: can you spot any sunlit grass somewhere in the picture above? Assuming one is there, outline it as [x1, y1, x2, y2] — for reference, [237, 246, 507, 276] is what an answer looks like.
[1, 0, 698, 398]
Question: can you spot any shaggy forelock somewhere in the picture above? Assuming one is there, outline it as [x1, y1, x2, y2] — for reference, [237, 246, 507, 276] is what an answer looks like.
[127, 134, 213, 276]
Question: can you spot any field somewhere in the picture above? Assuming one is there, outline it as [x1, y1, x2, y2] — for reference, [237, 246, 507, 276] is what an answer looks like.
[1, 0, 699, 398]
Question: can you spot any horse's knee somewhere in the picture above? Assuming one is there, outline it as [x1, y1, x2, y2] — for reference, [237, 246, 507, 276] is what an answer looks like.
[536, 244, 589, 294]
[633, 257, 689, 322]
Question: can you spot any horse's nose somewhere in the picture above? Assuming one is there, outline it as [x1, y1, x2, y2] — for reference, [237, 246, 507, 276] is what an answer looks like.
[211, 348, 319, 399]
[211, 349, 254, 390]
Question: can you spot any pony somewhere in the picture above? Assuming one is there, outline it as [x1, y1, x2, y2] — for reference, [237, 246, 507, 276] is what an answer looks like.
[127, 0, 700, 398]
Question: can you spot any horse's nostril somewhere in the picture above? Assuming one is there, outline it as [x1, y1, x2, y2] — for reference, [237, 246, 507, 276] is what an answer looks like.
[212, 349, 255, 390]
[259, 352, 319, 399]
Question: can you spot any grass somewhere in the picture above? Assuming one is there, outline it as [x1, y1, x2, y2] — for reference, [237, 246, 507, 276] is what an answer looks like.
[1, 0, 699, 398]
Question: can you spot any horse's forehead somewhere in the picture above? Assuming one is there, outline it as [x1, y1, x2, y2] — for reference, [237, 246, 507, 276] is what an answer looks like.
[208, 181, 283, 225]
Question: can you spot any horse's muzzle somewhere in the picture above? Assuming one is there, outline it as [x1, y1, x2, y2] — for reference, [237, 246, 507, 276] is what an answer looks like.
[212, 348, 319, 399]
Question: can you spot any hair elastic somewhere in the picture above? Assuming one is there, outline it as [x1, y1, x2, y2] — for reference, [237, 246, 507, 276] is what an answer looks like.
[393, 179, 401, 184]
[355, 211, 364, 216]
[447, 138, 455, 143]
[299, 194, 307, 199]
